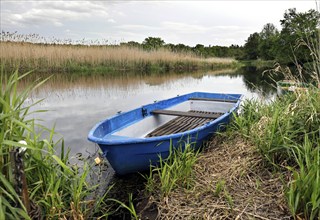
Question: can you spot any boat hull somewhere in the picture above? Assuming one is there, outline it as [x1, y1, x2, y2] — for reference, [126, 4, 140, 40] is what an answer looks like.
[98, 115, 230, 175]
[88, 92, 242, 175]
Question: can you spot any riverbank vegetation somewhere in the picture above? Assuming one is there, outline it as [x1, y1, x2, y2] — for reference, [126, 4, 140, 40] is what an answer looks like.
[235, 89, 320, 219]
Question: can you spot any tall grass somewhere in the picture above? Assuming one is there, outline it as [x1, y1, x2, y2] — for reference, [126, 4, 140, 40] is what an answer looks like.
[145, 142, 199, 197]
[0, 69, 48, 219]
[0, 68, 111, 219]
[287, 135, 320, 219]
[0, 41, 236, 74]
[296, 26, 320, 86]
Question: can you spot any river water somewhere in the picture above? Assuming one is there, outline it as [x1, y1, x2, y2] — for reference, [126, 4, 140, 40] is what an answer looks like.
[25, 67, 278, 157]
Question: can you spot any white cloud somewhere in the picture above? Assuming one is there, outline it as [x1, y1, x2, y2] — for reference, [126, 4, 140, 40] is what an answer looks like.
[108, 19, 116, 23]
[2, 1, 111, 28]
[41, 1, 105, 14]
[116, 24, 160, 31]
[213, 26, 242, 31]
[161, 22, 210, 34]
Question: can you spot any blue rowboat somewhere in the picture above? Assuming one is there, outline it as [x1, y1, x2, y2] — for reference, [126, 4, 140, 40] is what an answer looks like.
[88, 92, 242, 175]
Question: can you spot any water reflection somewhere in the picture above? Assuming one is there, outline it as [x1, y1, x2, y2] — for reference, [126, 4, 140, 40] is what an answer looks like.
[239, 66, 282, 98]
[24, 68, 278, 156]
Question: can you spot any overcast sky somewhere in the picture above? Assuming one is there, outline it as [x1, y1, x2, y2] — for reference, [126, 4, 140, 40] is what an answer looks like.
[1, 1, 318, 46]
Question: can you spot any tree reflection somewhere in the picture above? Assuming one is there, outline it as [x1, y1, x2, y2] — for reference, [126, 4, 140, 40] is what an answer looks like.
[238, 66, 283, 97]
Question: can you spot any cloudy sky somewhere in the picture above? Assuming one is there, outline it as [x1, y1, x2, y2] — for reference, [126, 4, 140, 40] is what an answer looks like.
[1, 1, 318, 46]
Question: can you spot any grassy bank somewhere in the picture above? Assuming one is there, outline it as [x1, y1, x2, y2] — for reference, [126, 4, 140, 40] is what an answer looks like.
[0, 41, 238, 74]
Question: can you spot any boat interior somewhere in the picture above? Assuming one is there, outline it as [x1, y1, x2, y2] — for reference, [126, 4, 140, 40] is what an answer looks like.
[113, 98, 236, 138]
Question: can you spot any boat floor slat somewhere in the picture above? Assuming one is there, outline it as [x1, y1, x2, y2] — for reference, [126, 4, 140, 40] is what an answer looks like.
[149, 115, 188, 135]
[165, 116, 200, 135]
[146, 111, 223, 137]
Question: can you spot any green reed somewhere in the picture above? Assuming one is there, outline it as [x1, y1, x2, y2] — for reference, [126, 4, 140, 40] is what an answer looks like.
[0, 68, 111, 219]
[233, 88, 319, 164]
[287, 135, 320, 219]
[0, 68, 45, 219]
[108, 193, 138, 220]
[145, 141, 199, 197]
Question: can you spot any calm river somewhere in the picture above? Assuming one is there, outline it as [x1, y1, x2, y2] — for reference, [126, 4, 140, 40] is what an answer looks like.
[26, 67, 278, 157]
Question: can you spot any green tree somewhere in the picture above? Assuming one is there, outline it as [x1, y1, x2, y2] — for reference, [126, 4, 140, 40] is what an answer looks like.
[194, 44, 206, 57]
[142, 37, 165, 50]
[275, 8, 320, 64]
[169, 43, 191, 53]
[258, 23, 279, 60]
[229, 44, 244, 60]
[243, 32, 261, 60]
[120, 41, 141, 48]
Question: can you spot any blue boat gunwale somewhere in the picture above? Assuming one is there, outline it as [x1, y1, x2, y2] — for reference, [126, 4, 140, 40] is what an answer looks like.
[88, 92, 242, 145]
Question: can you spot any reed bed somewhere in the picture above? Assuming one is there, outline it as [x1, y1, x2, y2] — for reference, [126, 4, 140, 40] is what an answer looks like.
[0, 42, 236, 73]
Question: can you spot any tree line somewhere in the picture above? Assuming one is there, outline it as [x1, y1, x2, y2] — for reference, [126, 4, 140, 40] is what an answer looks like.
[121, 8, 320, 65]
[243, 8, 320, 64]
[120, 37, 243, 59]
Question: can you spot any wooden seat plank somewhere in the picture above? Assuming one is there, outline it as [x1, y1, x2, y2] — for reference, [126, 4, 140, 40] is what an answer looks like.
[152, 109, 221, 119]
[189, 97, 238, 103]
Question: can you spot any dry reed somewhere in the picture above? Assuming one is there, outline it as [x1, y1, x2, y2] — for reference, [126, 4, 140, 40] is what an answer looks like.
[0, 42, 236, 73]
